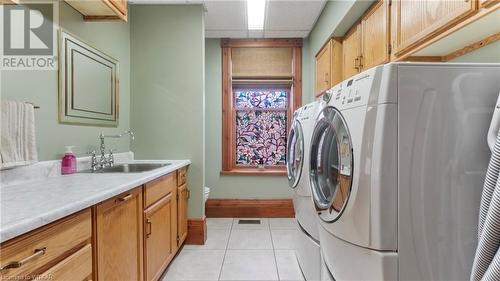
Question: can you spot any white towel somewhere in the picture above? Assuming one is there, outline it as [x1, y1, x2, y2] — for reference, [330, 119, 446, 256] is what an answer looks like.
[0, 101, 38, 169]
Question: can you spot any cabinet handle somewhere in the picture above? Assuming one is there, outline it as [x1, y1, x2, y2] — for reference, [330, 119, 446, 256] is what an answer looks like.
[116, 194, 132, 202]
[146, 219, 152, 238]
[358, 55, 364, 70]
[0, 247, 46, 271]
[354, 57, 360, 70]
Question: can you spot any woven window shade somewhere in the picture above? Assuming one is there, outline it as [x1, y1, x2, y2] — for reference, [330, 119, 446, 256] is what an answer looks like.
[231, 47, 293, 78]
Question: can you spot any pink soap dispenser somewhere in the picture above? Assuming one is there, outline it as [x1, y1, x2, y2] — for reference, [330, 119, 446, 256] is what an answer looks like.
[61, 146, 77, 175]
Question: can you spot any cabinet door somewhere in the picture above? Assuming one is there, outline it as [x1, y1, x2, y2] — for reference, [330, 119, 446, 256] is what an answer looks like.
[95, 188, 143, 281]
[330, 38, 343, 87]
[362, 0, 389, 70]
[177, 184, 189, 246]
[144, 192, 177, 281]
[315, 41, 332, 96]
[342, 24, 362, 80]
[394, 0, 477, 55]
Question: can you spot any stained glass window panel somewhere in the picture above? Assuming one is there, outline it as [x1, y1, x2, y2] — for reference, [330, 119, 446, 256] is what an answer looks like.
[236, 111, 287, 166]
[234, 89, 288, 109]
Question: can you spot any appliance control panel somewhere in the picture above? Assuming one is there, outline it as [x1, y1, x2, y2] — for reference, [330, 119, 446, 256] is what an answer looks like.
[298, 101, 322, 122]
[326, 67, 376, 110]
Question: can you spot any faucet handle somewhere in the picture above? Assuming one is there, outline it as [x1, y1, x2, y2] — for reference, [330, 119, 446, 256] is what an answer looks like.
[108, 149, 115, 167]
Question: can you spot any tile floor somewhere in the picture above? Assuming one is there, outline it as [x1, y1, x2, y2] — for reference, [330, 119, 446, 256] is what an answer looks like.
[163, 218, 304, 281]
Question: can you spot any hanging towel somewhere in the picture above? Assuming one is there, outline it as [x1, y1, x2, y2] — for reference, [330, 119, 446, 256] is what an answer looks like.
[0, 101, 38, 169]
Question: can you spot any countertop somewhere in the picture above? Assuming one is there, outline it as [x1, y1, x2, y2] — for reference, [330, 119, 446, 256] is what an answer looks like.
[0, 159, 190, 243]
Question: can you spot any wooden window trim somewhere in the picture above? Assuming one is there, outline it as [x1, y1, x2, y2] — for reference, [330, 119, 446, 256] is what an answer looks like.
[221, 38, 302, 176]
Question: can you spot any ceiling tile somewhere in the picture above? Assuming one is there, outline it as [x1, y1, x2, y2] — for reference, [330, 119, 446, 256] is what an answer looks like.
[264, 30, 310, 38]
[204, 0, 247, 31]
[206, 30, 248, 38]
[265, 0, 326, 31]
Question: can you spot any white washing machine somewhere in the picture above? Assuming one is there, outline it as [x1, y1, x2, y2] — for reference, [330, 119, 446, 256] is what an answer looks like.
[310, 63, 500, 280]
[287, 100, 325, 281]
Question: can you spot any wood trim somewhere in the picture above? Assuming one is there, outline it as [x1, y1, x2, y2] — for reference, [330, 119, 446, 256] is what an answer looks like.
[184, 217, 207, 245]
[292, 46, 302, 112]
[404, 56, 444, 62]
[205, 199, 295, 218]
[221, 46, 232, 172]
[83, 15, 122, 21]
[442, 32, 500, 61]
[220, 169, 287, 176]
[221, 38, 303, 48]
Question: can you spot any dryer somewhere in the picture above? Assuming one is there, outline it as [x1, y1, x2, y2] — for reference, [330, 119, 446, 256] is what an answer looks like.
[310, 63, 500, 280]
[287, 100, 324, 281]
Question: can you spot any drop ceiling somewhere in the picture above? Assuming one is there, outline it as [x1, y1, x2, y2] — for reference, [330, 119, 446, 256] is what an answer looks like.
[129, 0, 327, 38]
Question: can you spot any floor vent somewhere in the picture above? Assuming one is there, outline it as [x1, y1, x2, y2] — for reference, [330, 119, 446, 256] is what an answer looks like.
[238, 219, 261, 225]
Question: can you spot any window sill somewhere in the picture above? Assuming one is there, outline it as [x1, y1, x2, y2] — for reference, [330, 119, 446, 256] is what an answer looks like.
[220, 169, 287, 176]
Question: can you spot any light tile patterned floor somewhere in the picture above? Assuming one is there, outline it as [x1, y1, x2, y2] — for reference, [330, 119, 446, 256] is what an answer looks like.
[163, 218, 304, 281]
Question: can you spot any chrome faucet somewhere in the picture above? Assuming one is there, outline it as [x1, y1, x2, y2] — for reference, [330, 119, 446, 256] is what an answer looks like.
[91, 130, 134, 170]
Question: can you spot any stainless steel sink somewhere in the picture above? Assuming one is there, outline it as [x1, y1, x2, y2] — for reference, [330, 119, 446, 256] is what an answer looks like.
[81, 163, 171, 173]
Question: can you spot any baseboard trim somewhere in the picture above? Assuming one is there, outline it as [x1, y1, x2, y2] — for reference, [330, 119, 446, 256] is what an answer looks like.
[185, 217, 207, 245]
[205, 199, 295, 218]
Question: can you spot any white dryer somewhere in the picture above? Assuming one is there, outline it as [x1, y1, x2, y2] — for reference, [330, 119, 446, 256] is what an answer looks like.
[310, 63, 500, 280]
[287, 100, 324, 281]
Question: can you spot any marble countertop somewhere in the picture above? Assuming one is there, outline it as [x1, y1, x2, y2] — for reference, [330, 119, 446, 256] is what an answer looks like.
[0, 159, 190, 243]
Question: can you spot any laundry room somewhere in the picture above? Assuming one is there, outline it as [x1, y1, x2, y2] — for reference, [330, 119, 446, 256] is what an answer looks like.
[1, 1, 499, 281]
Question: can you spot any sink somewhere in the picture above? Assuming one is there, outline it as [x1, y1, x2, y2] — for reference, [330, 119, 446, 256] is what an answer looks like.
[81, 163, 171, 173]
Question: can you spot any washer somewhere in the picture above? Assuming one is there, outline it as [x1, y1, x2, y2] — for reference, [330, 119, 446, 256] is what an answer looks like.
[287, 100, 325, 281]
[310, 63, 500, 280]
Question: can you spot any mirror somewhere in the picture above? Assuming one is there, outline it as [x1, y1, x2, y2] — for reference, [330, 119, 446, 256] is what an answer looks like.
[59, 30, 119, 127]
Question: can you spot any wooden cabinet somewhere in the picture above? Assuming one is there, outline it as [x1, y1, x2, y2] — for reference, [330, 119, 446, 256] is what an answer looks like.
[361, 0, 390, 70]
[315, 41, 332, 96]
[1, 166, 189, 281]
[392, 0, 477, 56]
[315, 38, 342, 96]
[95, 188, 143, 281]
[177, 184, 189, 246]
[64, 0, 127, 21]
[144, 193, 177, 281]
[342, 24, 362, 79]
[0, 210, 92, 281]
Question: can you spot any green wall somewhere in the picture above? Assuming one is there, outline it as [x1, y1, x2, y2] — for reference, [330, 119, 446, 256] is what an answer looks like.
[0, 2, 131, 160]
[130, 5, 205, 218]
[205, 38, 292, 199]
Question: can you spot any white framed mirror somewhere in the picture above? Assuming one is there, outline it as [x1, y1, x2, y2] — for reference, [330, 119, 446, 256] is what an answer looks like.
[59, 30, 119, 127]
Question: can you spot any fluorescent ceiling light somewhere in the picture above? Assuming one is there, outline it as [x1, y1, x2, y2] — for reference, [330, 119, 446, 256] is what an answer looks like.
[247, 0, 266, 30]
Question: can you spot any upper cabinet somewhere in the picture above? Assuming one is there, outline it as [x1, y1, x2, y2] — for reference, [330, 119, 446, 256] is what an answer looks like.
[65, 0, 128, 21]
[315, 38, 343, 96]
[343, 0, 389, 80]
[361, 0, 390, 70]
[316, 0, 499, 83]
[392, 0, 477, 56]
[342, 24, 362, 80]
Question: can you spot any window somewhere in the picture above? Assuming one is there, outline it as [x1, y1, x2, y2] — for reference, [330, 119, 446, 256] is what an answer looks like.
[221, 39, 302, 175]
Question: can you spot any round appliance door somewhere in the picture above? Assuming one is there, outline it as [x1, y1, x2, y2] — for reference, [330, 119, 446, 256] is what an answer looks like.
[310, 106, 353, 222]
[286, 120, 304, 188]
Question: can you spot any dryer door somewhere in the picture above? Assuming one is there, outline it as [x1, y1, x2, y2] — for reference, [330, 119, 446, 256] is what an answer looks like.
[310, 106, 353, 222]
[287, 120, 304, 188]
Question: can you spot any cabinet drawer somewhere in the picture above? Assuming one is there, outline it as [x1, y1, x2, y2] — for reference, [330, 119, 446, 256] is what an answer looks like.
[145, 173, 176, 207]
[177, 167, 187, 187]
[0, 209, 91, 278]
[41, 244, 92, 281]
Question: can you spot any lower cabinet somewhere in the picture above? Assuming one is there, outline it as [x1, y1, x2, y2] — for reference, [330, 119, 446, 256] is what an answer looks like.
[177, 184, 189, 246]
[95, 188, 144, 281]
[144, 192, 177, 281]
[0, 166, 189, 281]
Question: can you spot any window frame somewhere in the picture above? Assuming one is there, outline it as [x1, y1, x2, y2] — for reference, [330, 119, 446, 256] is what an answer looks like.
[221, 38, 303, 175]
